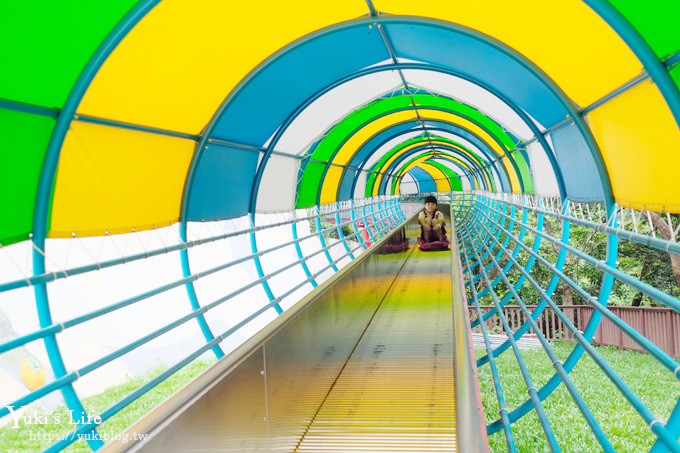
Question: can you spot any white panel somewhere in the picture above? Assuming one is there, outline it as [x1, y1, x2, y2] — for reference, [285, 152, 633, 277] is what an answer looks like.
[354, 169, 369, 198]
[429, 132, 492, 166]
[399, 173, 419, 194]
[401, 69, 540, 139]
[272, 68, 403, 154]
[362, 130, 423, 170]
[257, 154, 299, 212]
[527, 140, 559, 196]
[434, 159, 471, 189]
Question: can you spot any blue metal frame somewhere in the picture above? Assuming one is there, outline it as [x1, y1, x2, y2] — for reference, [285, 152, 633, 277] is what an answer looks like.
[29, 2, 161, 449]
[584, 0, 680, 127]
[310, 102, 527, 205]
[379, 143, 489, 194]
[455, 193, 680, 451]
[348, 122, 508, 197]
[381, 140, 491, 188]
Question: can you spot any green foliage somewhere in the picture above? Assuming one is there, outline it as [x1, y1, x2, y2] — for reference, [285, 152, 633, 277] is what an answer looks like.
[309, 218, 354, 240]
[471, 209, 678, 307]
[0, 359, 215, 452]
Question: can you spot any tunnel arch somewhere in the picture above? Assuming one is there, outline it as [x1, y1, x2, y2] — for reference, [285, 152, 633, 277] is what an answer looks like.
[1, 2, 679, 451]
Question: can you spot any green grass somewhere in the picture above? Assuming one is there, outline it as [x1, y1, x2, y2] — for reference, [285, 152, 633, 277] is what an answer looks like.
[476, 341, 680, 452]
[5, 343, 676, 452]
[0, 358, 215, 453]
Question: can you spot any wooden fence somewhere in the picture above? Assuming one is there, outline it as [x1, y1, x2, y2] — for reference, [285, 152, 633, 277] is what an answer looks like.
[469, 305, 680, 357]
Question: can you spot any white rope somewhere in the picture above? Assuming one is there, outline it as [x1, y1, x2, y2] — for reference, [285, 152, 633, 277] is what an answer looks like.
[31, 239, 71, 275]
[646, 210, 657, 238]
[153, 226, 169, 253]
[582, 203, 589, 222]
[667, 212, 676, 242]
[63, 233, 74, 270]
[76, 236, 101, 270]
[132, 228, 148, 257]
[0, 242, 31, 284]
[120, 228, 134, 256]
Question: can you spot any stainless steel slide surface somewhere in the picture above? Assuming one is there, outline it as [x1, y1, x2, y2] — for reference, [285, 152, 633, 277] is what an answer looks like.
[295, 245, 456, 452]
[107, 222, 476, 452]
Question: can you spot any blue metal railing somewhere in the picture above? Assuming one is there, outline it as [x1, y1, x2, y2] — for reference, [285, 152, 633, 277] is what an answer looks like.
[0, 195, 404, 451]
[452, 191, 680, 452]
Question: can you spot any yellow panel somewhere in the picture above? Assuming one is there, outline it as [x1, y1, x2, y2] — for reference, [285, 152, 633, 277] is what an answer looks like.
[373, 142, 427, 196]
[396, 158, 448, 192]
[421, 162, 450, 192]
[418, 110, 521, 192]
[323, 110, 419, 203]
[372, 137, 491, 196]
[427, 141, 492, 189]
[79, 0, 369, 133]
[587, 82, 680, 213]
[50, 121, 194, 237]
[373, 0, 641, 107]
[333, 111, 420, 165]
[320, 166, 345, 205]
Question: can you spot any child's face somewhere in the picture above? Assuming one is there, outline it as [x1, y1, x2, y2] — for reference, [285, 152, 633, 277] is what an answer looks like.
[425, 202, 437, 213]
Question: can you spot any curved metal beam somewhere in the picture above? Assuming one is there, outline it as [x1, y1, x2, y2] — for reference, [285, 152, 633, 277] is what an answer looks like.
[374, 139, 495, 194]
[585, 0, 680, 128]
[310, 100, 527, 205]
[346, 122, 506, 197]
[375, 144, 486, 194]
[30, 1, 162, 449]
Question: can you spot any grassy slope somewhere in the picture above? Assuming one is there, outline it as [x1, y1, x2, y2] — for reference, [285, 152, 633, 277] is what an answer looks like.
[1, 359, 214, 453]
[4, 342, 677, 452]
[477, 341, 680, 452]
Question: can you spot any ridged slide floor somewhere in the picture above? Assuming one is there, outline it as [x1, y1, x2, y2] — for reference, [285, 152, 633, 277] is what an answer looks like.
[295, 242, 457, 452]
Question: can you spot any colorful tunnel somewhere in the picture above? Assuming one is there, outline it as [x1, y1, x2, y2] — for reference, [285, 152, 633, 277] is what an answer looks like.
[1, 1, 680, 451]
[2, 0, 680, 246]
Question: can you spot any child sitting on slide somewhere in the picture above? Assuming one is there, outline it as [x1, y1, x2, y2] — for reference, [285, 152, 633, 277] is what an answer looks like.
[418, 195, 447, 242]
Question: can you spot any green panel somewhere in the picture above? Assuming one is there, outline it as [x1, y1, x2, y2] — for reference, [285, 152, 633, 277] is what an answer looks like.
[299, 93, 519, 204]
[0, 0, 139, 107]
[413, 94, 518, 150]
[427, 161, 463, 192]
[368, 135, 492, 196]
[299, 96, 413, 204]
[0, 109, 55, 245]
[610, 0, 680, 59]
[672, 65, 680, 89]
[512, 149, 534, 194]
[311, 96, 413, 162]
[392, 155, 464, 193]
[296, 162, 326, 208]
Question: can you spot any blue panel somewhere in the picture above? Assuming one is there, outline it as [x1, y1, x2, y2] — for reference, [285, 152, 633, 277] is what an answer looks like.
[211, 25, 390, 146]
[422, 121, 511, 191]
[340, 123, 423, 200]
[384, 22, 567, 127]
[551, 125, 605, 202]
[188, 143, 259, 220]
[408, 167, 437, 193]
[342, 120, 510, 199]
[378, 144, 482, 194]
[350, 123, 421, 168]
